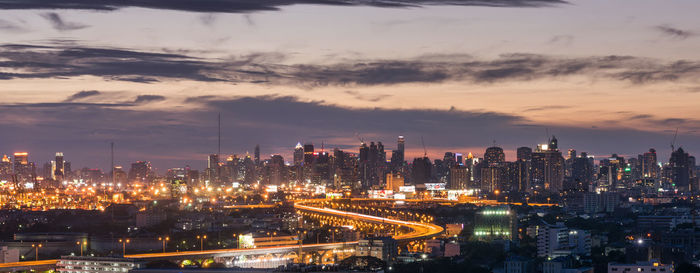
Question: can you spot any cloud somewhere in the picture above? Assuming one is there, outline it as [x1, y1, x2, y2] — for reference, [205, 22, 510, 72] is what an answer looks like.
[64, 90, 100, 101]
[0, 95, 695, 171]
[2, 43, 700, 86]
[655, 24, 694, 40]
[0, 18, 25, 32]
[0, 0, 567, 14]
[132, 95, 166, 104]
[40, 12, 89, 31]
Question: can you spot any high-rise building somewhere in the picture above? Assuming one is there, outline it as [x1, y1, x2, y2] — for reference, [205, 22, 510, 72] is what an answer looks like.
[128, 161, 151, 183]
[670, 147, 692, 192]
[531, 136, 565, 192]
[570, 152, 594, 192]
[52, 152, 65, 181]
[473, 206, 516, 242]
[411, 157, 432, 185]
[642, 148, 659, 179]
[293, 142, 304, 166]
[303, 143, 315, 165]
[386, 172, 404, 191]
[0, 155, 12, 181]
[484, 146, 506, 166]
[12, 152, 33, 182]
[254, 144, 260, 165]
[448, 166, 469, 190]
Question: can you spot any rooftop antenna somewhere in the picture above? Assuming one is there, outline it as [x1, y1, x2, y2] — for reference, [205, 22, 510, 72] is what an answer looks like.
[354, 132, 364, 145]
[671, 128, 678, 152]
[110, 142, 114, 184]
[421, 136, 427, 157]
[218, 112, 221, 157]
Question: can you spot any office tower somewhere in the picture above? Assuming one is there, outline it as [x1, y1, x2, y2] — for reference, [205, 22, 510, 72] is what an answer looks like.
[12, 152, 33, 182]
[0, 155, 12, 180]
[113, 166, 127, 184]
[206, 154, 220, 184]
[517, 147, 532, 162]
[254, 145, 260, 165]
[293, 142, 304, 166]
[642, 148, 659, 179]
[481, 146, 506, 193]
[128, 161, 151, 183]
[531, 136, 565, 192]
[268, 155, 285, 185]
[386, 172, 404, 191]
[358, 141, 386, 188]
[52, 152, 65, 181]
[516, 147, 533, 192]
[599, 154, 625, 190]
[303, 143, 315, 165]
[484, 146, 506, 166]
[670, 147, 692, 192]
[411, 157, 432, 184]
[571, 152, 594, 191]
[448, 166, 469, 190]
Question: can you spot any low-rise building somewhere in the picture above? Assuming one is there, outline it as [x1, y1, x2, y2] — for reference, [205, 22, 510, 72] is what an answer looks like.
[57, 256, 139, 273]
[355, 236, 397, 264]
[607, 261, 672, 273]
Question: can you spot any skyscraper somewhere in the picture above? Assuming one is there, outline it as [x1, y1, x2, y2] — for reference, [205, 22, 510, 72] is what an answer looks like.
[303, 143, 315, 165]
[642, 148, 659, 179]
[12, 152, 33, 182]
[293, 142, 304, 166]
[531, 136, 564, 192]
[397, 136, 405, 162]
[254, 144, 260, 165]
[52, 152, 65, 181]
[670, 147, 692, 192]
[128, 161, 151, 183]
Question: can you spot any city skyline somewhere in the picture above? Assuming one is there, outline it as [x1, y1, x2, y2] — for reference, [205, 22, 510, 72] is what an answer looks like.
[1, 0, 700, 170]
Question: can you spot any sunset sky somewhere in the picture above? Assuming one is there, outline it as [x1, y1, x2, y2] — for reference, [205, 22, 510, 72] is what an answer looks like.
[1, 0, 699, 171]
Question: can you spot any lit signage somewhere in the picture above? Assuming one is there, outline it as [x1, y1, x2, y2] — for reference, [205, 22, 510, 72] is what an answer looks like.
[424, 183, 446, 191]
[399, 186, 416, 193]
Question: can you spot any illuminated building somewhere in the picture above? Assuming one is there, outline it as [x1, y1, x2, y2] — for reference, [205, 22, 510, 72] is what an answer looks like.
[0, 154, 12, 180]
[128, 161, 152, 183]
[448, 166, 469, 190]
[571, 152, 594, 192]
[607, 261, 673, 273]
[390, 136, 406, 172]
[52, 152, 65, 181]
[303, 143, 314, 165]
[473, 206, 516, 242]
[355, 237, 397, 263]
[536, 222, 590, 258]
[386, 172, 404, 191]
[293, 142, 304, 166]
[12, 152, 34, 182]
[531, 136, 565, 192]
[206, 154, 220, 184]
[642, 148, 659, 179]
[254, 144, 260, 165]
[359, 141, 386, 188]
[56, 256, 137, 273]
[481, 146, 506, 193]
[484, 146, 506, 166]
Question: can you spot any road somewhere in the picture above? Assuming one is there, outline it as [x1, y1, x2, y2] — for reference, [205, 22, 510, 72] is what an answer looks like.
[294, 200, 444, 241]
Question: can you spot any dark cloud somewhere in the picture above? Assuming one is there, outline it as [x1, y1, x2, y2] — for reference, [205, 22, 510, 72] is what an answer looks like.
[2, 44, 700, 86]
[40, 12, 89, 31]
[344, 90, 392, 102]
[655, 24, 694, 40]
[132, 95, 166, 104]
[0, 95, 696, 172]
[0, 0, 567, 14]
[64, 90, 100, 101]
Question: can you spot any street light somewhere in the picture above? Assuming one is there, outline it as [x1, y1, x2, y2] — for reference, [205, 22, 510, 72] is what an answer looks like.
[158, 236, 170, 253]
[76, 241, 87, 256]
[31, 244, 42, 261]
[197, 235, 207, 251]
[118, 239, 130, 256]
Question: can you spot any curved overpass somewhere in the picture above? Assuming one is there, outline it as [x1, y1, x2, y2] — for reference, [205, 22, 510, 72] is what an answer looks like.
[294, 199, 443, 241]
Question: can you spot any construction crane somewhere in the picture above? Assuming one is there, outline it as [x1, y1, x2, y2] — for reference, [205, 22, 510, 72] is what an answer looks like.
[354, 132, 364, 145]
[421, 136, 427, 157]
[671, 128, 679, 152]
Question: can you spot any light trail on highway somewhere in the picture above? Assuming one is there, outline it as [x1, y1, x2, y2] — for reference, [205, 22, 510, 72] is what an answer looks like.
[294, 199, 444, 241]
